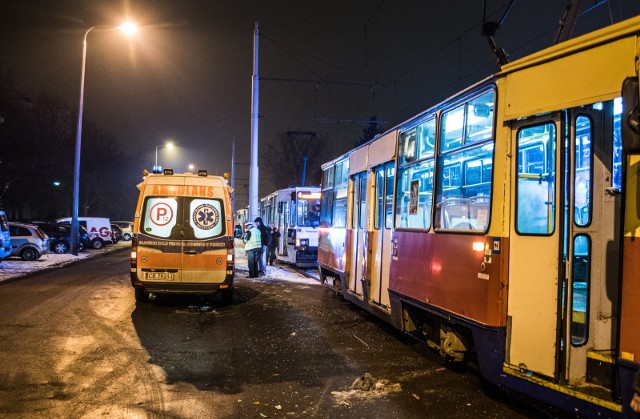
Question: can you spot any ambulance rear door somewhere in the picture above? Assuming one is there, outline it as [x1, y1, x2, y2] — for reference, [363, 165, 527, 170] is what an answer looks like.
[182, 195, 228, 284]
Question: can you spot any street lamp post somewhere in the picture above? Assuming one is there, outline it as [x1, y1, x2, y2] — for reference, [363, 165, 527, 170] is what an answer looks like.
[71, 23, 137, 255]
[154, 142, 174, 173]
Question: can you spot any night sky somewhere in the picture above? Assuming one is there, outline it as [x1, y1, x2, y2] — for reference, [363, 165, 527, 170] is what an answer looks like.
[2, 1, 640, 208]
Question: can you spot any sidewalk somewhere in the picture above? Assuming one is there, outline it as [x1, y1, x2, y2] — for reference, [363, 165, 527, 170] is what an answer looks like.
[233, 239, 319, 284]
[0, 240, 130, 283]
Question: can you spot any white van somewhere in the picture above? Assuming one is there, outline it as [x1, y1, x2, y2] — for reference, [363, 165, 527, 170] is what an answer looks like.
[57, 217, 113, 249]
[130, 170, 235, 303]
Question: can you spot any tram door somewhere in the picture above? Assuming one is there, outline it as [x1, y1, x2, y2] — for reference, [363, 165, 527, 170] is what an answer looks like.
[348, 172, 367, 297]
[507, 114, 563, 379]
[369, 162, 394, 308]
[564, 105, 620, 385]
[507, 106, 619, 383]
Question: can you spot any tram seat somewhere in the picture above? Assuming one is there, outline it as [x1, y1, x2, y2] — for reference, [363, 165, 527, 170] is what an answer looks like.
[438, 198, 470, 229]
[469, 196, 490, 230]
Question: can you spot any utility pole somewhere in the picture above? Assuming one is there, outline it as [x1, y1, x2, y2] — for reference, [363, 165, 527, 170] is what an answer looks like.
[249, 22, 260, 222]
[231, 139, 236, 215]
[301, 156, 308, 187]
[555, 0, 584, 44]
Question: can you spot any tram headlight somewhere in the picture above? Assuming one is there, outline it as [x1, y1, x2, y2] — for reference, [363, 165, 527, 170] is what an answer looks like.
[472, 241, 485, 252]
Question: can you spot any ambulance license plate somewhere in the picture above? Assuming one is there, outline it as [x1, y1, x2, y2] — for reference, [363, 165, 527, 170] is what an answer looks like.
[146, 272, 175, 280]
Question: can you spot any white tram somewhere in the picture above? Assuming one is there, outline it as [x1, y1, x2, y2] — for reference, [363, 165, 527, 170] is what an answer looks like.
[260, 187, 321, 267]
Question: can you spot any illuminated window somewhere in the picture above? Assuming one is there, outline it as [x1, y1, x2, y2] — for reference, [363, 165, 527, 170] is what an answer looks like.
[435, 89, 495, 232]
[571, 234, 591, 346]
[515, 122, 556, 235]
[574, 116, 592, 227]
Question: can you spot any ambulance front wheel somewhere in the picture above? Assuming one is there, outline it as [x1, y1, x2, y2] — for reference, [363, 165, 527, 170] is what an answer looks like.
[134, 288, 149, 303]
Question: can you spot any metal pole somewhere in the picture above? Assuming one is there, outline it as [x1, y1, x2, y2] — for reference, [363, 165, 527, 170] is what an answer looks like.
[301, 156, 308, 187]
[71, 27, 93, 256]
[231, 140, 236, 215]
[155, 145, 158, 167]
[249, 22, 260, 221]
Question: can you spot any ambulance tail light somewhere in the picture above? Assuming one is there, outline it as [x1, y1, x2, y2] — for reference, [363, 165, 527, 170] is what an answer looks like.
[131, 237, 138, 267]
[227, 238, 234, 265]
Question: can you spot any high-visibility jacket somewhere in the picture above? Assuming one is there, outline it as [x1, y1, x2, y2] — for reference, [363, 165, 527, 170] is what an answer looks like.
[244, 227, 262, 251]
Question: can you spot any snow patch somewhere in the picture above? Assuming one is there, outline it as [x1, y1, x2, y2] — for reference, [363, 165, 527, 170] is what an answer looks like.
[0, 241, 129, 282]
[331, 373, 402, 407]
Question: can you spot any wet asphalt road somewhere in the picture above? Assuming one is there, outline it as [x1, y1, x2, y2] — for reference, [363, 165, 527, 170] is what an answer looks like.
[0, 250, 547, 418]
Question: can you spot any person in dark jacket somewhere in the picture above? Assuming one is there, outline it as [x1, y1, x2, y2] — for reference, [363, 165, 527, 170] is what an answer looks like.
[632, 369, 640, 413]
[253, 217, 270, 274]
[267, 223, 281, 266]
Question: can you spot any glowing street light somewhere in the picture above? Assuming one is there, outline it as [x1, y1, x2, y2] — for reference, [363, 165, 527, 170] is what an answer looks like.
[154, 141, 174, 173]
[71, 22, 137, 255]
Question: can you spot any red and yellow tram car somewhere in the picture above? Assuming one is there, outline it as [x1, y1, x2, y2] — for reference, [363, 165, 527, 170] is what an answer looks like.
[318, 16, 640, 417]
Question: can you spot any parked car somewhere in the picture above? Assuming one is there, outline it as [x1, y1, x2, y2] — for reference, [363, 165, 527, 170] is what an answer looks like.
[33, 222, 90, 254]
[111, 224, 123, 242]
[0, 210, 10, 260]
[8, 222, 49, 261]
[112, 221, 133, 241]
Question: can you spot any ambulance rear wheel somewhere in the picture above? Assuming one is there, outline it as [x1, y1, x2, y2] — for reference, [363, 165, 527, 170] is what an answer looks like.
[135, 288, 149, 302]
[220, 288, 233, 305]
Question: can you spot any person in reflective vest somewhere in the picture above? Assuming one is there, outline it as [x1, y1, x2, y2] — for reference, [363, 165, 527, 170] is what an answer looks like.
[243, 223, 261, 278]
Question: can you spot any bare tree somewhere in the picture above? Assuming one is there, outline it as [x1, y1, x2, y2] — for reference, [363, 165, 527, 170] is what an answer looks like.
[354, 115, 385, 148]
[262, 130, 330, 190]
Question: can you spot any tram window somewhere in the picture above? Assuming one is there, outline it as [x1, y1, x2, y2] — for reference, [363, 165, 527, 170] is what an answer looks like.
[351, 173, 366, 229]
[399, 129, 417, 165]
[297, 197, 321, 228]
[375, 168, 384, 230]
[320, 167, 335, 227]
[574, 116, 592, 227]
[359, 175, 366, 229]
[612, 97, 623, 192]
[516, 123, 557, 235]
[332, 184, 348, 228]
[320, 189, 333, 227]
[434, 143, 494, 231]
[323, 167, 334, 189]
[434, 89, 495, 232]
[571, 234, 591, 347]
[395, 159, 434, 229]
[466, 90, 495, 145]
[385, 166, 395, 229]
[441, 104, 465, 152]
[418, 118, 436, 159]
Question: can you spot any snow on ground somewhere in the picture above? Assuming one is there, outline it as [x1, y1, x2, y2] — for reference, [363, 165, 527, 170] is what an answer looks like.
[0, 241, 130, 282]
[0, 239, 322, 287]
[234, 239, 321, 286]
